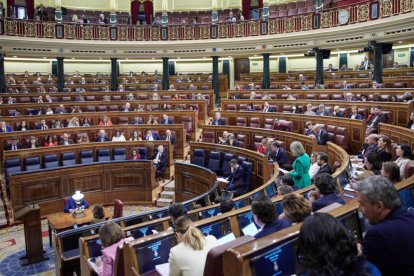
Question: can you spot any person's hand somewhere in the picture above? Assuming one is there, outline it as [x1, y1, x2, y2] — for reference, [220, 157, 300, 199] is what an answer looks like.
[357, 243, 363, 256]
[95, 256, 103, 268]
[308, 191, 318, 201]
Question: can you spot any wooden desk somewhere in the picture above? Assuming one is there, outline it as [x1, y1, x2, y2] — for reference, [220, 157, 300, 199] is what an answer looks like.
[47, 207, 112, 246]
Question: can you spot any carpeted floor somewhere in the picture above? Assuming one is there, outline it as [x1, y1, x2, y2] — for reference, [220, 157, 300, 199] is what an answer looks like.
[0, 205, 158, 275]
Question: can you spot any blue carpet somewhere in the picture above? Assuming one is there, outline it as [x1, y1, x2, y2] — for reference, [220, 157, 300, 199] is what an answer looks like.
[0, 246, 55, 275]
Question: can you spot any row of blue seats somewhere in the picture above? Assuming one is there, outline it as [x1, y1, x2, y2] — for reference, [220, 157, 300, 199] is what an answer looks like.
[4, 147, 152, 178]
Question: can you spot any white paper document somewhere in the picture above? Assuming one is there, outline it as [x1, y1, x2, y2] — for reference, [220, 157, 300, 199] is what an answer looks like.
[242, 222, 259, 236]
[156, 262, 170, 276]
[217, 177, 229, 183]
[218, 233, 236, 245]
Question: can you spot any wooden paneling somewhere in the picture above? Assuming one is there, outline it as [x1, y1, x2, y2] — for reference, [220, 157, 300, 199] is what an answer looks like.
[378, 123, 414, 149]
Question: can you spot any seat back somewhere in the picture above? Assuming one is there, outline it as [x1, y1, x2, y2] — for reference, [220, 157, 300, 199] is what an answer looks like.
[80, 150, 94, 164]
[62, 152, 76, 166]
[113, 147, 126, 160]
[202, 131, 215, 143]
[249, 117, 260, 128]
[26, 156, 41, 171]
[113, 199, 124, 218]
[208, 151, 221, 173]
[241, 161, 253, 193]
[5, 158, 22, 177]
[192, 149, 205, 167]
[404, 160, 414, 179]
[221, 153, 234, 177]
[97, 148, 111, 162]
[44, 153, 59, 168]
[236, 117, 247, 127]
[137, 147, 148, 160]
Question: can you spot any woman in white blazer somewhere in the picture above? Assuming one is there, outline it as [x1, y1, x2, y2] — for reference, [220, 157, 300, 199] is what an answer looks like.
[169, 216, 219, 276]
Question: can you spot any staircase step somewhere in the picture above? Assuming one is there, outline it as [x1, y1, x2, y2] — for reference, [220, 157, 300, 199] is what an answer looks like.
[160, 191, 175, 199]
[156, 198, 174, 207]
[164, 182, 175, 192]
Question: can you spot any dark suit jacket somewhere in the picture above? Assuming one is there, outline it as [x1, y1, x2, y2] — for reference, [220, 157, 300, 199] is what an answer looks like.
[317, 110, 333, 116]
[316, 129, 329, 145]
[153, 151, 167, 176]
[360, 60, 373, 70]
[254, 219, 291, 239]
[361, 144, 378, 158]
[315, 164, 333, 177]
[0, 125, 13, 132]
[59, 140, 74, 146]
[144, 133, 160, 140]
[225, 166, 247, 195]
[162, 135, 176, 145]
[363, 207, 414, 276]
[268, 147, 289, 166]
[333, 111, 345, 117]
[407, 120, 414, 129]
[263, 106, 276, 112]
[6, 143, 22, 150]
[161, 119, 173, 125]
[311, 193, 345, 212]
[95, 136, 110, 142]
[212, 118, 226, 126]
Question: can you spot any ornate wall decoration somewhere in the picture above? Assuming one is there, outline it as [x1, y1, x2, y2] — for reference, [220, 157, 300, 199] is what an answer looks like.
[43, 23, 56, 38]
[151, 26, 160, 40]
[321, 12, 332, 28]
[301, 15, 312, 31]
[380, 0, 392, 17]
[268, 19, 278, 34]
[200, 25, 210, 39]
[185, 26, 194, 40]
[24, 22, 35, 37]
[357, 4, 369, 22]
[235, 23, 245, 37]
[83, 26, 93, 40]
[118, 27, 128, 41]
[169, 26, 178, 40]
[99, 26, 109, 40]
[134, 27, 143, 40]
[400, 0, 414, 12]
[248, 21, 259, 36]
[218, 24, 228, 38]
[64, 24, 75, 39]
[285, 17, 295, 33]
[5, 20, 17, 36]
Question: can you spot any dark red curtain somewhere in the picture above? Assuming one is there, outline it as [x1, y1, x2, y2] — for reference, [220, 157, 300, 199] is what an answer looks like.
[258, 0, 263, 9]
[131, 0, 140, 25]
[7, 0, 15, 17]
[26, 0, 34, 19]
[242, 0, 251, 20]
[143, 1, 153, 25]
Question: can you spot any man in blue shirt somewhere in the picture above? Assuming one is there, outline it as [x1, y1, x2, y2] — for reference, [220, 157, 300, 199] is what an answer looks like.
[356, 176, 414, 276]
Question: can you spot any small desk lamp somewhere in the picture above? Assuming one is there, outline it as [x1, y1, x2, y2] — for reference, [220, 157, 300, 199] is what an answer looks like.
[72, 191, 86, 218]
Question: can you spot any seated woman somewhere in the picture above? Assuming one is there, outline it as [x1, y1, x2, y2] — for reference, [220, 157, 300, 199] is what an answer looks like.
[355, 152, 382, 181]
[256, 137, 268, 155]
[99, 116, 113, 126]
[16, 120, 28, 131]
[95, 221, 134, 276]
[376, 135, 392, 162]
[349, 106, 363, 120]
[78, 135, 90, 144]
[147, 115, 158, 125]
[252, 195, 291, 239]
[44, 135, 58, 147]
[129, 131, 142, 141]
[394, 144, 413, 179]
[67, 117, 80, 127]
[112, 130, 126, 142]
[381, 161, 401, 184]
[308, 173, 345, 213]
[297, 213, 380, 275]
[127, 149, 141, 160]
[281, 193, 311, 224]
[169, 216, 219, 276]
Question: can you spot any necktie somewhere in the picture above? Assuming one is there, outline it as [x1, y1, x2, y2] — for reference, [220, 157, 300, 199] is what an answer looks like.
[365, 61, 368, 70]
[2, 127, 6, 132]
[166, 136, 170, 141]
[13, 145, 16, 150]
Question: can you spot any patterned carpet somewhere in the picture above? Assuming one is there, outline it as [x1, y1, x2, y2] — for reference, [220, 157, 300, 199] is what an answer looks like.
[0, 205, 158, 275]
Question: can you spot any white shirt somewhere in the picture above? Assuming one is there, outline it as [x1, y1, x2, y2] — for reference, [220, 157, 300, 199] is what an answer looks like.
[169, 235, 219, 276]
[309, 162, 320, 179]
[112, 135, 126, 142]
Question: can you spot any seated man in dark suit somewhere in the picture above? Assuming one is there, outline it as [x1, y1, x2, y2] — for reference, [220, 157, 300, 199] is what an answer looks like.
[267, 141, 288, 167]
[309, 173, 345, 212]
[162, 129, 176, 146]
[95, 129, 110, 142]
[314, 152, 333, 177]
[59, 133, 74, 145]
[325, 64, 338, 72]
[332, 105, 345, 117]
[211, 112, 226, 126]
[359, 134, 379, 159]
[224, 159, 248, 197]
[356, 176, 414, 276]
[251, 195, 291, 239]
[366, 106, 388, 134]
[6, 137, 22, 151]
[312, 124, 329, 145]
[316, 104, 333, 116]
[263, 102, 276, 113]
[144, 129, 160, 141]
[160, 114, 173, 125]
[152, 145, 167, 180]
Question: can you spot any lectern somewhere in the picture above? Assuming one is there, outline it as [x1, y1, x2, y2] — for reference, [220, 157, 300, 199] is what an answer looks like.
[15, 204, 47, 265]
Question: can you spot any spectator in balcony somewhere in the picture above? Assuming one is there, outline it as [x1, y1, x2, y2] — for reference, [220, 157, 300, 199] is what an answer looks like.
[127, 149, 141, 160]
[304, 104, 315, 115]
[212, 112, 226, 126]
[227, 11, 236, 22]
[44, 135, 58, 147]
[6, 137, 22, 151]
[360, 56, 372, 70]
[145, 129, 160, 141]
[332, 105, 344, 117]
[99, 116, 113, 126]
[99, 13, 109, 24]
[314, 152, 333, 177]
[59, 133, 74, 145]
[152, 16, 161, 25]
[257, 137, 268, 155]
[147, 115, 158, 125]
[207, 74, 213, 82]
[252, 195, 291, 239]
[309, 152, 320, 180]
[16, 120, 28, 131]
[325, 64, 337, 72]
[281, 193, 311, 224]
[112, 130, 126, 142]
[262, 101, 276, 113]
[312, 124, 329, 145]
[316, 104, 333, 116]
[96, 130, 110, 142]
[268, 141, 288, 167]
[394, 144, 412, 179]
[381, 161, 401, 184]
[376, 135, 392, 162]
[349, 106, 363, 120]
[309, 173, 345, 212]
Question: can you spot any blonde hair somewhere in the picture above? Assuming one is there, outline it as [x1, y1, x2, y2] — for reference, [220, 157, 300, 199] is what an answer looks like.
[173, 216, 205, 251]
[282, 193, 311, 223]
